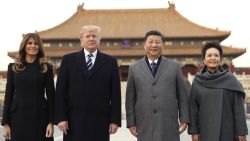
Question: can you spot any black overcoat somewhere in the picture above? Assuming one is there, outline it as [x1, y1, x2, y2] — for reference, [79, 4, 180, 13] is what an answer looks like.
[55, 49, 121, 141]
[1, 60, 55, 141]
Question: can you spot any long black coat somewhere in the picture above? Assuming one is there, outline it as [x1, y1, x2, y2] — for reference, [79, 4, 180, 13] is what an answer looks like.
[55, 50, 121, 141]
[1, 60, 55, 141]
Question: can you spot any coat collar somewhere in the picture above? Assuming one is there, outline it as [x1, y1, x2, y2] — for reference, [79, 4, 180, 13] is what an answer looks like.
[139, 56, 168, 82]
[195, 67, 245, 97]
[74, 49, 106, 78]
[139, 57, 154, 81]
[154, 57, 168, 81]
[90, 51, 106, 76]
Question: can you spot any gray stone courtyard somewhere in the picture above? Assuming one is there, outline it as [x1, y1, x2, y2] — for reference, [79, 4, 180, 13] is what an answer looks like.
[0, 82, 249, 140]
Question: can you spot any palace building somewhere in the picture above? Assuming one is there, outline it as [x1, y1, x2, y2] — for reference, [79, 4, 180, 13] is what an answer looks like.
[8, 2, 246, 81]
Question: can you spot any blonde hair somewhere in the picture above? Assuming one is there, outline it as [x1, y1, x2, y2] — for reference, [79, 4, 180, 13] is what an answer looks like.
[80, 25, 101, 36]
[12, 33, 48, 73]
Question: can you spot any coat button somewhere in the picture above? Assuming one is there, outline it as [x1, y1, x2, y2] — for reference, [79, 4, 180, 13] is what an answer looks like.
[153, 96, 156, 99]
[153, 110, 157, 113]
[152, 82, 156, 85]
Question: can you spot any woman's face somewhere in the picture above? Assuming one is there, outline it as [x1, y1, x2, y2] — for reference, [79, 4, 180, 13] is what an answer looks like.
[25, 37, 39, 56]
[203, 47, 221, 72]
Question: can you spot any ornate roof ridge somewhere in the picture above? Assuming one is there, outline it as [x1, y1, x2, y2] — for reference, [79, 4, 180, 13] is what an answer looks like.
[37, 3, 230, 39]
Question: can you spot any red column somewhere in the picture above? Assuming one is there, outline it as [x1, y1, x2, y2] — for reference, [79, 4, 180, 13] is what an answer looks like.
[228, 64, 235, 73]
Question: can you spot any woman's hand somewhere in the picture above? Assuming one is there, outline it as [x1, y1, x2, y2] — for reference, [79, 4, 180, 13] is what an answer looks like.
[3, 124, 11, 140]
[46, 123, 54, 138]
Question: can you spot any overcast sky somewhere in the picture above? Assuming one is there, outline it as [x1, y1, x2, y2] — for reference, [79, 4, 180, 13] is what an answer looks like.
[0, 0, 249, 70]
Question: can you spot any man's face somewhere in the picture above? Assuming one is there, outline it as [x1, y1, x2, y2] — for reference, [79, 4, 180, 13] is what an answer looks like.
[80, 29, 101, 52]
[144, 35, 163, 59]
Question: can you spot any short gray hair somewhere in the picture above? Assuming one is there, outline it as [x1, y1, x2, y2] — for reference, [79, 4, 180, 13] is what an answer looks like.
[80, 25, 101, 35]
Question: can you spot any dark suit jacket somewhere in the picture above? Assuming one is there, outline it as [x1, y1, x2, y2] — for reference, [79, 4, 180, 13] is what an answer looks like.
[55, 49, 121, 141]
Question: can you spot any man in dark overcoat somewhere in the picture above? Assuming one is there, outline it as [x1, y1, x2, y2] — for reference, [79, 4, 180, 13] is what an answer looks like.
[55, 25, 121, 141]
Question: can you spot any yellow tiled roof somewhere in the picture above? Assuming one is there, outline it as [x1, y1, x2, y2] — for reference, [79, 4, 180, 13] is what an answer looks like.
[37, 3, 230, 40]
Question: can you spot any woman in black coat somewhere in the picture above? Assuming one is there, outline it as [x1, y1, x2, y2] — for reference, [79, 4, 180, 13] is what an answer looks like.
[2, 33, 55, 141]
[188, 41, 248, 141]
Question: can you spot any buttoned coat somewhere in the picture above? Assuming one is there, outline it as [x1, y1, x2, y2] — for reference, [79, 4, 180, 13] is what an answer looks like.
[188, 68, 248, 141]
[126, 56, 189, 141]
[55, 49, 121, 141]
[1, 60, 55, 141]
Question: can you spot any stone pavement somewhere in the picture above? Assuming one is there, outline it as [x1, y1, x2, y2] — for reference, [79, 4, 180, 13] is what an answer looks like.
[111, 120, 191, 141]
[52, 120, 191, 141]
[50, 120, 250, 141]
[1, 120, 250, 141]
[0, 82, 249, 141]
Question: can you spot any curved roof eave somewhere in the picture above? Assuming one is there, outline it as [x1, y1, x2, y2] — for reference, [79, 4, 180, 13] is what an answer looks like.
[37, 4, 230, 39]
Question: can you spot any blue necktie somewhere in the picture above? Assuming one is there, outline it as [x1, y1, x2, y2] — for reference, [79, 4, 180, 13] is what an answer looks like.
[86, 54, 93, 70]
[151, 62, 157, 77]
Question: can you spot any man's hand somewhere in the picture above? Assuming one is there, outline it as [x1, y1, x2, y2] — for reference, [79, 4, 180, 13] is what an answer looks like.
[179, 122, 188, 134]
[237, 135, 246, 141]
[129, 126, 137, 137]
[57, 121, 69, 135]
[46, 123, 54, 137]
[191, 134, 200, 141]
[109, 123, 119, 134]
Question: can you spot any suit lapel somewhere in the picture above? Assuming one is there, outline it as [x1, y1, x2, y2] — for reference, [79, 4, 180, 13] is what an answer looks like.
[89, 51, 105, 76]
[74, 49, 91, 78]
[154, 57, 168, 81]
[139, 57, 154, 81]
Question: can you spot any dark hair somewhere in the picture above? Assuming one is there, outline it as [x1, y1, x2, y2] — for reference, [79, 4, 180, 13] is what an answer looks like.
[12, 33, 48, 73]
[201, 41, 223, 60]
[144, 30, 164, 42]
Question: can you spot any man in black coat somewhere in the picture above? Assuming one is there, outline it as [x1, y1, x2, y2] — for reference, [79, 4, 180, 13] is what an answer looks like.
[55, 25, 121, 141]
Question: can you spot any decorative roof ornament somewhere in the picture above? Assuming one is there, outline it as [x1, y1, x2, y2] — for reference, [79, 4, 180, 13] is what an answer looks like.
[77, 2, 84, 11]
[37, 3, 230, 40]
[168, 1, 175, 9]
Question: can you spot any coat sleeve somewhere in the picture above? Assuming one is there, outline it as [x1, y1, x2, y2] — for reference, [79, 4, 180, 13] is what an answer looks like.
[176, 65, 189, 123]
[234, 92, 248, 135]
[55, 56, 69, 124]
[109, 58, 121, 127]
[1, 63, 15, 126]
[125, 65, 137, 128]
[188, 81, 200, 134]
[45, 64, 55, 124]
